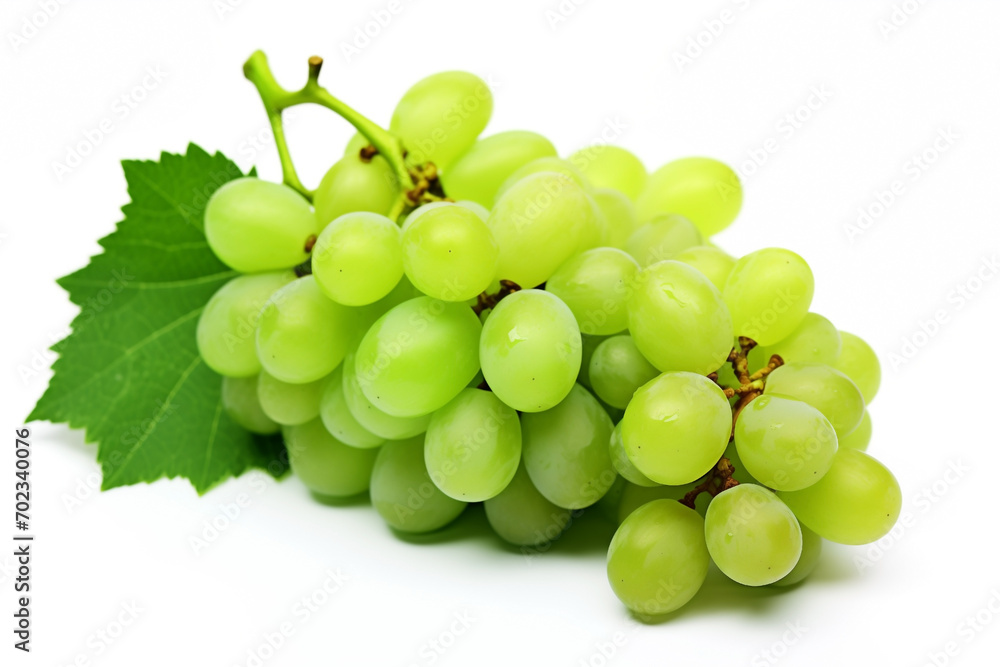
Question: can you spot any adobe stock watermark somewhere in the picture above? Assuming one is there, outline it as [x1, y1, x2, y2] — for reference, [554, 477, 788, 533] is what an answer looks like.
[51, 66, 169, 181]
[576, 626, 642, 667]
[735, 85, 833, 183]
[544, 0, 590, 31]
[750, 620, 809, 667]
[189, 471, 275, 555]
[406, 610, 476, 667]
[339, 0, 417, 63]
[886, 253, 997, 371]
[920, 589, 1000, 667]
[232, 568, 350, 667]
[854, 459, 968, 572]
[844, 127, 959, 243]
[7, 0, 73, 53]
[877, 0, 930, 40]
[213, 0, 249, 20]
[55, 601, 144, 666]
[671, 0, 756, 73]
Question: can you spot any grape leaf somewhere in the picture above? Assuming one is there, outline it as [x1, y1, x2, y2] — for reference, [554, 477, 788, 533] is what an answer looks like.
[28, 144, 288, 493]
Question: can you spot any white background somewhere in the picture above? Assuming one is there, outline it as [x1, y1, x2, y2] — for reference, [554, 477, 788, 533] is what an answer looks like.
[2, 1, 999, 665]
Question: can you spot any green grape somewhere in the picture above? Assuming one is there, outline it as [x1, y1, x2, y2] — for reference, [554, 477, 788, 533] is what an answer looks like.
[616, 481, 701, 524]
[255, 276, 359, 384]
[285, 418, 379, 497]
[256, 370, 327, 426]
[221, 375, 279, 434]
[390, 71, 493, 171]
[834, 331, 881, 403]
[355, 297, 482, 417]
[621, 372, 731, 485]
[594, 475, 627, 523]
[341, 351, 431, 440]
[314, 155, 400, 228]
[705, 484, 803, 587]
[635, 157, 742, 236]
[577, 334, 607, 389]
[627, 260, 733, 374]
[370, 437, 467, 533]
[568, 145, 647, 201]
[356, 275, 423, 331]
[496, 157, 591, 200]
[484, 462, 572, 547]
[609, 422, 657, 487]
[204, 178, 316, 273]
[722, 440, 762, 487]
[522, 384, 615, 509]
[401, 203, 499, 301]
[840, 410, 872, 452]
[756, 313, 841, 367]
[488, 172, 597, 288]
[311, 212, 403, 306]
[592, 188, 639, 250]
[424, 389, 521, 501]
[479, 289, 582, 412]
[672, 245, 736, 293]
[546, 248, 639, 336]
[772, 524, 823, 587]
[723, 248, 814, 346]
[764, 362, 866, 437]
[454, 200, 490, 221]
[779, 449, 901, 545]
[589, 335, 659, 409]
[441, 130, 557, 207]
[577, 195, 611, 252]
[607, 500, 709, 615]
[626, 214, 703, 267]
[196, 271, 296, 378]
[343, 132, 369, 156]
[318, 365, 386, 449]
[734, 395, 838, 491]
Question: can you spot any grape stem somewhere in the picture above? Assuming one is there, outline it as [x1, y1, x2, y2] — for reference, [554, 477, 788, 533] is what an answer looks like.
[679, 457, 738, 509]
[242, 51, 415, 203]
[472, 280, 522, 316]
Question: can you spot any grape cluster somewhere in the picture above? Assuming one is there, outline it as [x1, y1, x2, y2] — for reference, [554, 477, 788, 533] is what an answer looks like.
[198, 67, 900, 618]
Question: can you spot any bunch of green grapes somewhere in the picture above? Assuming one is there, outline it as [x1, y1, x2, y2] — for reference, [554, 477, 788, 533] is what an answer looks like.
[195, 63, 900, 616]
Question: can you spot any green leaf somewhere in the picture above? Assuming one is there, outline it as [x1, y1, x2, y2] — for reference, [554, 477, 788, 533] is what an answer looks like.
[29, 144, 288, 494]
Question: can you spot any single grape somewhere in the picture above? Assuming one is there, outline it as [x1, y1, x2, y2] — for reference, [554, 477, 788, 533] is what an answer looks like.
[755, 312, 841, 367]
[314, 155, 400, 228]
[705, 484, 803, 586]
[546, 248, 639, 336]
[401, 203, 499, 301]
[672, 245, 736, 293]
[441, 130, 557, 207]
[204, 178, 316, 273]
[834, 331, 881, 403]
[355, 296, 482, 417]
[609, 422, 657, 487]
[626, 214, 703, 267]
[356, 275, 423, 331]
[621, 372, 731, 485]
[390, 71, 493, 170]
[592, 188, 639, 250]
[341, 350, 431, 440]
[840, 410, 872, 452]
[723, 248, 814, 346]
[635, 158, 742, 236]
[285, 418, 378, 497]
[496, 157, 591, 199]
[196, 270, 295, 378]
[256, 370, 327, 426]
[488, 172, 598, 288]
[318, 365, 386, 449]
[221, 375, 279, 434]
[589, 335, 659, 409]
[484, 462, 572, 547]
[577, 334, 608, 389]
[764, 362, 866, 437]
[522, 384, 616, 509]
[255, 276, 359, 384]
[568, 145, 647, 201]
[480, 289, 582, 412]
[370, 437, 468, 533]
[607, 500, 710, 615]
[424, 389, 521, 502]
[771, 524, 823, 587]
[779, 449, 901, 545]
[627, 260, 734, 374]
[311, 212, 403, 306]
[734, 395, 838, 491]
